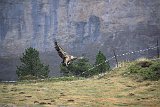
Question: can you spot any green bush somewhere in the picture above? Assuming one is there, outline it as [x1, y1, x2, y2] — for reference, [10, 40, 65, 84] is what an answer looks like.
[46, 76, 84, 82]
[60, 58, 95, 77]
[95, 51, 110, 74]
[127, 60, 160, 80]
[16, 47, 50, 80]
[18, 75, 37, 80]
[60, 51, 110, 77]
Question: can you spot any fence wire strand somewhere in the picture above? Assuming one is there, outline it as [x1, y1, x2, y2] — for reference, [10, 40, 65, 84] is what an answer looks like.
[84, 46, 159, 74]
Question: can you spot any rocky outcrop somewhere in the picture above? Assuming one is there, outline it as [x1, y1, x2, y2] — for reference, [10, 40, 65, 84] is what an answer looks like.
[0, 0, 160, 80]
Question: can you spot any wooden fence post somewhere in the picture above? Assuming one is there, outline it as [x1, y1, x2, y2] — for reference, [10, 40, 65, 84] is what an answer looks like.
[113, 49, 118, 67]
[157, 39, 160, 58]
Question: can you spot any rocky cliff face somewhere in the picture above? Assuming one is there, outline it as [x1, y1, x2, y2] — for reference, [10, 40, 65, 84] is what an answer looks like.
[0, 0, 160, 80]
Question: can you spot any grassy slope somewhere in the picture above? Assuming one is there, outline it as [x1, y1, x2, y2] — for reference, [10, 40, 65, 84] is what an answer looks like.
[0, 62, 160, 107]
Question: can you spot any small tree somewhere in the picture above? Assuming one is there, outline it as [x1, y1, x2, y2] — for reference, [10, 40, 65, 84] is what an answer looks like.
[60, 58, 95, 77]
[95, 51, 110, 73]
[16, 47, 50, 80]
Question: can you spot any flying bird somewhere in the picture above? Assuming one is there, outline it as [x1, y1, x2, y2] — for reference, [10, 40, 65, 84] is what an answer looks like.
[54, 40, 83, 66]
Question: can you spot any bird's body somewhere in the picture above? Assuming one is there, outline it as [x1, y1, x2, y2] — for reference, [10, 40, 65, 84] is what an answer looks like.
[54, 40, 81, 66]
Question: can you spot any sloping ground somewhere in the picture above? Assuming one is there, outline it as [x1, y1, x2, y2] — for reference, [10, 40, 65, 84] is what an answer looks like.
[0, 62, 160, 107]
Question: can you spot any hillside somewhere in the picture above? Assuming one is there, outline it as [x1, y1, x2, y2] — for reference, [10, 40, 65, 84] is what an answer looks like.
[0, 0, 160, 80]
[0, 60, 160, 107]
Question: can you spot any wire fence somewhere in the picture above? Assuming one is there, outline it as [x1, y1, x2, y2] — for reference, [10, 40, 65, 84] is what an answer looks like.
[86, 44, 159, 72]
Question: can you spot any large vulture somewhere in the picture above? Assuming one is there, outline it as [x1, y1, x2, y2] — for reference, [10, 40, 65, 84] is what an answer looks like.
[54, 40, 83, 66]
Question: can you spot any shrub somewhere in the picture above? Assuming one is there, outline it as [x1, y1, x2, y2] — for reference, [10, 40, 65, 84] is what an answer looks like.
[16, 47, 50, 80]
[95, 51, 110, 74]
[127, 60, 160, 80]
[60, 58, 95, 77]
[46, 76, 84, 82]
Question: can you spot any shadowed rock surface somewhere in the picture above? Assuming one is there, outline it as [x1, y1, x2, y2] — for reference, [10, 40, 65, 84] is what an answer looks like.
[0, 0, 160, 80]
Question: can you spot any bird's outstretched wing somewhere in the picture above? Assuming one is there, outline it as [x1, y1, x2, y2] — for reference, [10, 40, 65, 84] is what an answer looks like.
[54, 40, 68, 59]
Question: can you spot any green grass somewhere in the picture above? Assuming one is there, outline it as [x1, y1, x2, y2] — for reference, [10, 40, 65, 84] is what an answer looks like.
[0, 59, 160, 107]
[18, 76, 85, 84]
[126, 59, 160, 80]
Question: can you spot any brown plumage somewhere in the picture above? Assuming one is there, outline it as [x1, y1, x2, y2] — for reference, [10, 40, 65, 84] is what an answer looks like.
[54, 40, 81, 66]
